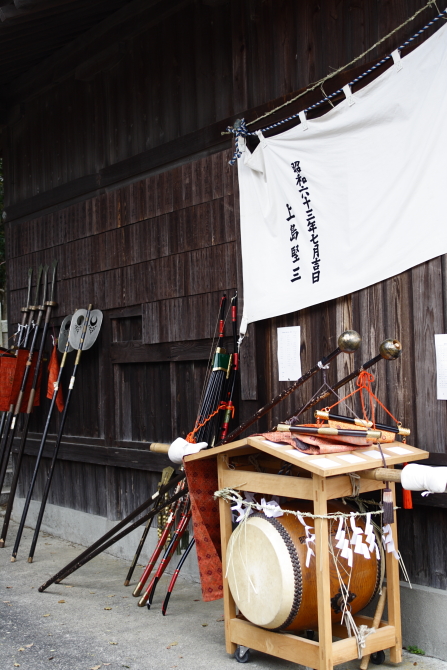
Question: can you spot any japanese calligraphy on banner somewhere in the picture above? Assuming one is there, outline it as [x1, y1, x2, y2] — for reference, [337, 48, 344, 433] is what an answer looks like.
[237, 22, 447, 334]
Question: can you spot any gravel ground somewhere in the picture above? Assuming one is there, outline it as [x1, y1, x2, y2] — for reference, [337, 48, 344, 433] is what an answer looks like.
[0, 514, 445, 670]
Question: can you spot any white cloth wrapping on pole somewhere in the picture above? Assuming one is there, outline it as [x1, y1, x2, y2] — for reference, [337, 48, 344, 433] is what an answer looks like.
[237, 22, 447, 334]
[401, 464, 447, 494]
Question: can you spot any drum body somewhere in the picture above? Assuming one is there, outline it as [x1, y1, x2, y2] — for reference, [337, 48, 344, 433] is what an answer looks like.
[226, 501, 380, 632]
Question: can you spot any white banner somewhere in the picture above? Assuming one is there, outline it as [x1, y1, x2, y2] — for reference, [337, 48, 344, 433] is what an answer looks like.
[238, 23, 447, 333]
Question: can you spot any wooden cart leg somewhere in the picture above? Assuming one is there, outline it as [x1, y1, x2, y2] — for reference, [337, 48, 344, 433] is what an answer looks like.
[386, 482, 402, 663]
[313, 474, 333, 670]
[218, 455, 237, 655]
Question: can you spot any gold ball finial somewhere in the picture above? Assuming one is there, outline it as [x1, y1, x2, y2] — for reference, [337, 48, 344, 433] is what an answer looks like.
[379, 339, 402, 360]
[338, 330, 361, 353]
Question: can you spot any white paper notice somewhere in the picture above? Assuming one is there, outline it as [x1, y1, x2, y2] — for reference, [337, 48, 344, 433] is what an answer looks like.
[435, 334, 447, 400]
[277, 326, 301, 381]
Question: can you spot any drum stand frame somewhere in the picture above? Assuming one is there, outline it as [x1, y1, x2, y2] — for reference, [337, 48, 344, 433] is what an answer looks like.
[217, 453, 402, 670]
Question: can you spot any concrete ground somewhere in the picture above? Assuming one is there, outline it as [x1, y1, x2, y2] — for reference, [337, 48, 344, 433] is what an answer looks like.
[0, 515, 446, 670]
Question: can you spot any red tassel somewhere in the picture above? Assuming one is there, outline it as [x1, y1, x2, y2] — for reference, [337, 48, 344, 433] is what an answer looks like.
[47, 345, 65, 412]
[402, 462, 413, 509]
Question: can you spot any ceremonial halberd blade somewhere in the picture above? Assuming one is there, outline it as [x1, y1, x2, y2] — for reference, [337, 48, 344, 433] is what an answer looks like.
[68, 308, 103, 350]
[58, 314, 74, 353]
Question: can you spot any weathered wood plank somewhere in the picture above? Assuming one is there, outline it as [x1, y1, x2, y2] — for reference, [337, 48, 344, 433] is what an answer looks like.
[13, 438, 171, 472]
[110, 336, 233, 364]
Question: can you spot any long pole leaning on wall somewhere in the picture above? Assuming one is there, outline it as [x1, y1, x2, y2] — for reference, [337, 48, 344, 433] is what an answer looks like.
[26, 305, 103, 562]
[0, 268, 33, 473]
[11, 314, 74, 560]
[38, 471, 187, 592]
[0, 265, 48, 498]
[0, 261, 58, 548]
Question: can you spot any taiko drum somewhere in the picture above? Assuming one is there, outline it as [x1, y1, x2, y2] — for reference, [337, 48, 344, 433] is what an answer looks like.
[226, 501, 380, 632]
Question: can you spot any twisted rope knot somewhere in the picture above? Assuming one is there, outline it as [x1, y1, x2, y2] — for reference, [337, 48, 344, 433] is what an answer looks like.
[227, 119, 249, 165]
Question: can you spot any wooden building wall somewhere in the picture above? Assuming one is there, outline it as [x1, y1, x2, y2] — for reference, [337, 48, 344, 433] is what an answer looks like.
[3, 0, 447, 589]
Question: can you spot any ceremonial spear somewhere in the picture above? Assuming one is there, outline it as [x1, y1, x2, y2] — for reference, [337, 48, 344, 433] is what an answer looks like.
[0, 267, 43, 479]
[28, 305, 102, 562]
[131, 477, 186, 596]
[11, 315, 73, 560]
[284, 338, 402, 425]
[219, 293, 238, 441]
[0, 261, 58, 548]
[193, 294, 230, 447]
[219, 330, 362, 445]
[161, 537, 196, 615]
[23, 265, 43, 350]
[140, 499, 192, 608]
[38, 473, 187, 592]
[123, 465, 175, 587]
[0, 265, 48, 499]
[15, 268, 33, 349]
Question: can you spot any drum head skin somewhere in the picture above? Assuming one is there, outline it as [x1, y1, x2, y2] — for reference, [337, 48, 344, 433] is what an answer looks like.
[227, 515, 299, 630]
[226, 501, 380, 632]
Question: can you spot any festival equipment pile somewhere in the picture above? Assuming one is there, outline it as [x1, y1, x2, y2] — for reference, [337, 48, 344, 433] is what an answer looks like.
[0, 264, 104, 561]
[25, 291, 446, 670]
[2, 269, 447, 670]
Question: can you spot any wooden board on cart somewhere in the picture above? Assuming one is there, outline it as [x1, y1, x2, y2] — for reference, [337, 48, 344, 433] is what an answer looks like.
[185, 440, 429, 670]
[185, 436, 428, 475]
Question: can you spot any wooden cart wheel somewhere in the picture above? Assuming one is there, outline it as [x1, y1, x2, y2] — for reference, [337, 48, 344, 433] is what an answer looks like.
[234, 646, 251, 663]
[370, 651, 385, 665]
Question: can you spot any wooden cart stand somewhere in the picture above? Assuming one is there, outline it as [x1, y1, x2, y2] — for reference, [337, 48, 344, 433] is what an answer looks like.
[185, 437, 429, 669]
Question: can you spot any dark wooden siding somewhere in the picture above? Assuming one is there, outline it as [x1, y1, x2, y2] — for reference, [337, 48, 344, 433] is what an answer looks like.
[3, 0, 441, 214]
[6, 0, 447, 589]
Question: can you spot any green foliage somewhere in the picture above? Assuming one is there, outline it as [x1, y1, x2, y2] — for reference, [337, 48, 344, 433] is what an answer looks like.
[406, 646, 425, 656]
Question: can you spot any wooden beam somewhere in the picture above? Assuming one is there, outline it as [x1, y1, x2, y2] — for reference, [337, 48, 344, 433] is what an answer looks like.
[110, 336, 233, 364]
[4, 0, 192, 103]
[12, 435, 171, 471]
[229, 618, 320, 668]
[1, 0, 80, 22]
[219, 468, 314, 500]
[15, 0, 76, 8]
[2, 63, 377, 222]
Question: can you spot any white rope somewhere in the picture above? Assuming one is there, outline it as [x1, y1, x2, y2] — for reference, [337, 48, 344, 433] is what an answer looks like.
[215, 487, 384, 521]
[223, 0, 441, 134]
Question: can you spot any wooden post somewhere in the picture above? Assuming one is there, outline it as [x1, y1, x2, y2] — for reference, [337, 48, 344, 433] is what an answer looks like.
[313, 473, 332, 670]
[385, 481, 402, 663]
[217, 454, 237, 654]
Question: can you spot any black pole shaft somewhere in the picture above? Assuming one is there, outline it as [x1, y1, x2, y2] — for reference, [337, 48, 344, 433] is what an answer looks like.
[0, 309, 44, 497]
[0, 405, 15, 482]
[11, 345, 70, 559]
[285, 353, 383, 424]
[0, 411, 6, 445]
[314, 411, 403, 434]
[220, 345, 345, 445]
[28, 305, 93, 561]
[38, 481, 187, 592]
[0, 407, 13, 475]
[1, 305, 56, 547]
[123, 516, 155, 587]
[162, 537, 196, 615]
[124, 468, 176, 586]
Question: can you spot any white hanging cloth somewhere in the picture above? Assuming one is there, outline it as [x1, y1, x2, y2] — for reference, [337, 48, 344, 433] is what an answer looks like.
[237, 22, 447, 333]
